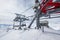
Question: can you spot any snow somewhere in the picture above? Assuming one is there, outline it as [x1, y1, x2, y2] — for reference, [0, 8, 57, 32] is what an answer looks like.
[0, 14, 60, 40]
[0, 28, 60, 40]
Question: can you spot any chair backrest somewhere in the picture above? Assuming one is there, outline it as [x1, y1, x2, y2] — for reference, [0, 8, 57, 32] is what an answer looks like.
[21, 24, 26, 27]
[40, 20, 48, 26]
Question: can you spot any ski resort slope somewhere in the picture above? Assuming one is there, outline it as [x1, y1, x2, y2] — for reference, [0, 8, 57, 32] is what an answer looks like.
[0, 28, 60, 40]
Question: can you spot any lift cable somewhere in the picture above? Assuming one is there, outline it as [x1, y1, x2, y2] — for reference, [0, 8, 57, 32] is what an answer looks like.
[21, 6, 33, 13]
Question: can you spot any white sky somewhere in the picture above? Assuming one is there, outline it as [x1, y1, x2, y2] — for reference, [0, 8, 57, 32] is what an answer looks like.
[0, 0, 18, 24]
[0, 0, 35, 24]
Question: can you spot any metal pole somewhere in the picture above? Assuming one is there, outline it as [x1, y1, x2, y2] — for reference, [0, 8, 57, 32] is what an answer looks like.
[36, 9, 41, 29]
[36, 9, 39, 29]
[13, 21, 15, 29]
[28, 15, 36, 28]
[41, 26, 44, 32]
[19, 19, 22, 30]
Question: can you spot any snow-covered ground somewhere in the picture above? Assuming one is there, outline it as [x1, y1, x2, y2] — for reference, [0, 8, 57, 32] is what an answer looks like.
[0, 27, 60, 40]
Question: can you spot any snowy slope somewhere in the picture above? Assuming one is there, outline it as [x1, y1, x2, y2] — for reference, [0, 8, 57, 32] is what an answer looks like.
[0, 29, 60, 40]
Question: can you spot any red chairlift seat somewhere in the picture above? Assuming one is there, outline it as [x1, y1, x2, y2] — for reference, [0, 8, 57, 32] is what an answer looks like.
[40, 0, 60, 14]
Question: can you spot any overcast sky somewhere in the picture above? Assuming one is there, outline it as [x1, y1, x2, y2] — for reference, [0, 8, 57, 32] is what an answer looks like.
[0, 0, 35, 24]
